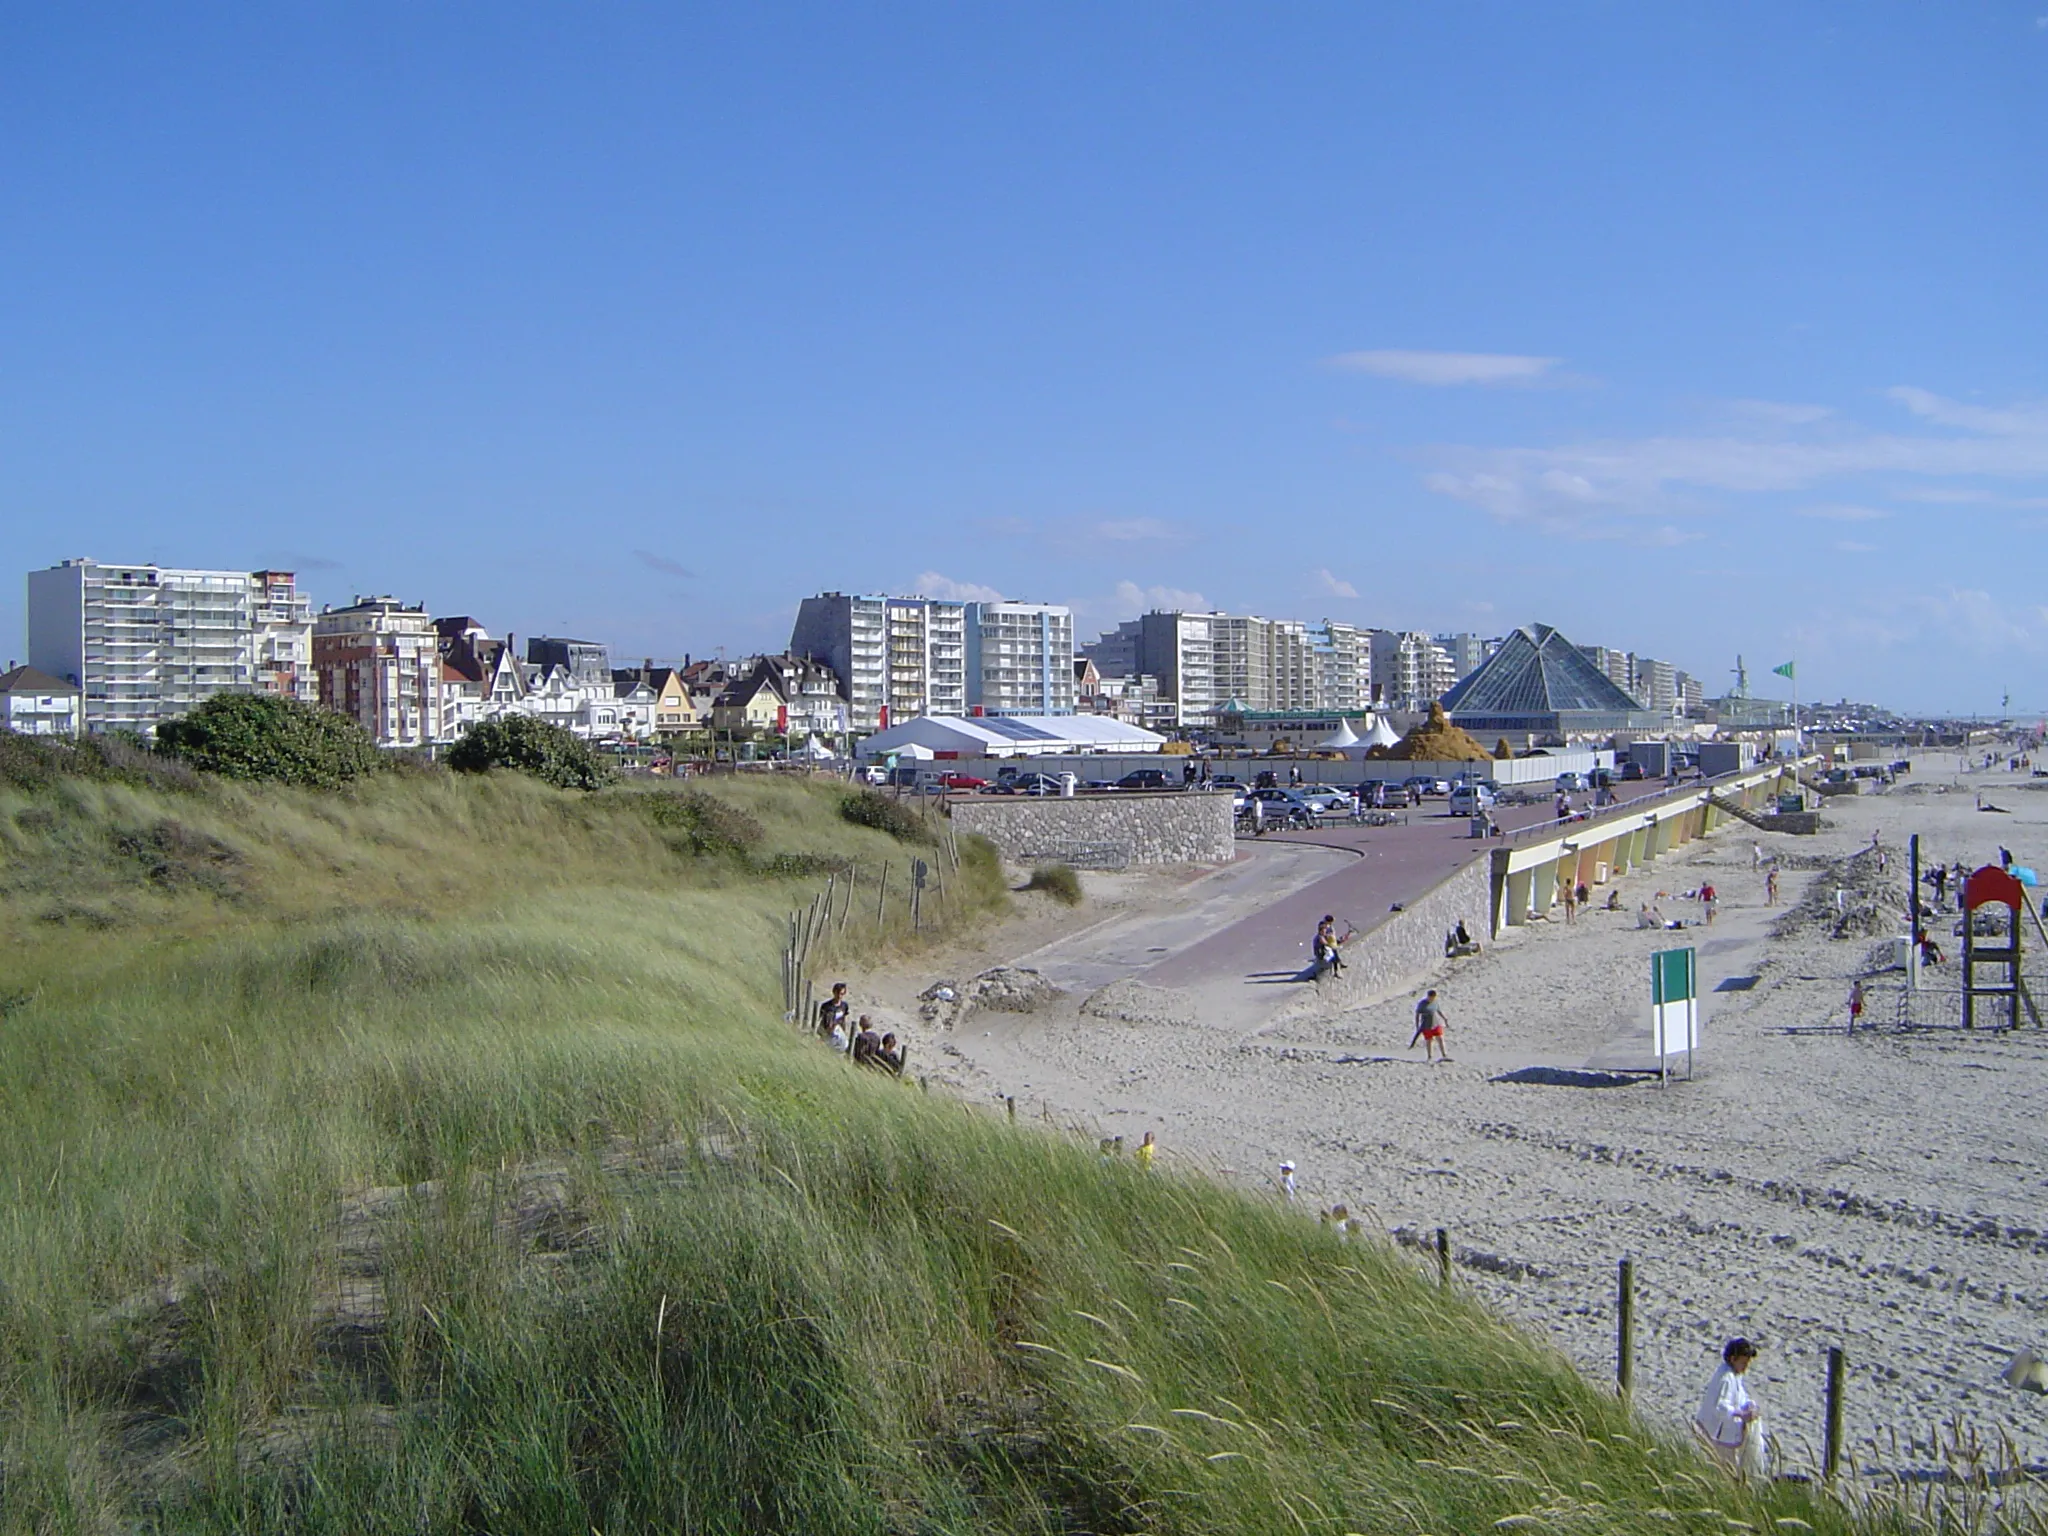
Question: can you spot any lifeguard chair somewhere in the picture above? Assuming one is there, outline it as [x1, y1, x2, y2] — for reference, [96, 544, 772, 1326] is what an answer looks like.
[1961, 865, 2026, 1030]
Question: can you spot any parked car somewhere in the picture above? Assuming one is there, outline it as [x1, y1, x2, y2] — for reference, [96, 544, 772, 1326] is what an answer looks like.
[1116, 768, 1172, 790]
[1209, 774, 1245, 790]
[998, 771, 1064, 796]
[1449, 782, 1497, 816]
[1401, 775, 1451, 797]
[1297, 785, 1354, 815]
[1554, 771, 1587, 793]
[1617, 761, 1646, 781]
[1246, 787, 1319, 825]
[937, 771, 989, 791]
[861, 764, 888, 785]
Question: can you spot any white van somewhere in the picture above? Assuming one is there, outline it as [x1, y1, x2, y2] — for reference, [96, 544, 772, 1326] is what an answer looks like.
[1449, 781, 1496, 816]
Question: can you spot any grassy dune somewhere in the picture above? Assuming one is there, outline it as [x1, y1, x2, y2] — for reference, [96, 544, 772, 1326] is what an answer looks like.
[0, 759, 1872, 1533]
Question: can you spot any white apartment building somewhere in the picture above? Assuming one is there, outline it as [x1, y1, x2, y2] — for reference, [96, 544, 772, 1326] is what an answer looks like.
[790, 592, 965, 733]
[312, 597, 443, 748]
[28, 559, 316, 735]
[1312, 621, 1373, 713]
[1369, 629, 1458, 709]
[965, 602, 1075, 715]
[1633, 657, 1678, 715]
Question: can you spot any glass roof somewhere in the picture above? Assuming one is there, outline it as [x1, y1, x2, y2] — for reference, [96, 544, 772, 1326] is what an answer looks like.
[1440, 624, 1645, 716]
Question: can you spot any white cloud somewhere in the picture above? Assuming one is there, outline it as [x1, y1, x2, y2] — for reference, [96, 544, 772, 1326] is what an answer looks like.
[1329, 349, 1561, 387]
[1090, 517, 1186, 543]
[1112, 580, 1210, 614]
[913, 571, 1005, 604]
[1796, 504, 1889, 522]
[1313, 568, 1359, 599]
[1418, 386, 2048, 538]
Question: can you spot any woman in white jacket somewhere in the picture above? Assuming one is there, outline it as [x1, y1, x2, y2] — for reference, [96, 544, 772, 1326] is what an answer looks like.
[1695, 1338, 1765, 1478]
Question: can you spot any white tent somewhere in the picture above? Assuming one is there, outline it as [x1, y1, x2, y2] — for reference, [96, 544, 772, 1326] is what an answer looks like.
[1315, 719, 1362, 751]
[1360, 714, 1401, 750]
[800, 735, 836, 760]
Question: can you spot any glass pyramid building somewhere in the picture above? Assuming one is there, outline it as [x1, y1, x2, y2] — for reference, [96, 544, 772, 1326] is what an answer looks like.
[1438, 624, 1660, 736]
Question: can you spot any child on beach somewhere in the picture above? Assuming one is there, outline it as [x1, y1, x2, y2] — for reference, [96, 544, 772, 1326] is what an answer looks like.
[1765, 867, 1779, 905]
[1847, 979, 1865, 1031]
[1410, 989, 1450, 1062]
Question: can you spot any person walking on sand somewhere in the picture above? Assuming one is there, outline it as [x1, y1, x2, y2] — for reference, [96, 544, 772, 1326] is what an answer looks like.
[1135, 1130, 1156, 1171]
[1410, 989, 1450, 1062]
[1847, 979, 1865, 1031]
[1278, 1160, 1297, 1202]
[1752, 842, 1765, 871]
[1765, 866, 1779, 906]
[1695, 1338, 1765, 1479]
[1700, 881, 1717, 926]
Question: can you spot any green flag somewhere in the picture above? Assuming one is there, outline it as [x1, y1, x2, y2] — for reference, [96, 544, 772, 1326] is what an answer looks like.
[1772, 661, 1795, 681]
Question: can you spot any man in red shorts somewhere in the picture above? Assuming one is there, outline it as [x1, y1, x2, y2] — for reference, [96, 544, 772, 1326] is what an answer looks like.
[1410, 988, 1450, 1063]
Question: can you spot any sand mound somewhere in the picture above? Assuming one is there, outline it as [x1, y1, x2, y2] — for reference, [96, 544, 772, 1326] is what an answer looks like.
[1772, 846, 1908, 942]
[1379, 702, 1493, 762]
[968, 967, 1063, 1012]
[1081, 979, 1200, 1027]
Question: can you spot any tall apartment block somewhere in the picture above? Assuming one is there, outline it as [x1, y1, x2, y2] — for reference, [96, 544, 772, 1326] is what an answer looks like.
[790, 592, 965, 732]
[28, 559, 315, 735]
[312, 597, 443, 748]
[965, 602, 1075, 715]
[1369, 630, 1459, 709]
[1081, 611, 1324, 726]
[1312, 621, 1373, 713]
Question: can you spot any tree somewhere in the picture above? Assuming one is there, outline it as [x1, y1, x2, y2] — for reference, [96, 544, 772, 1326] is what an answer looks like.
[445, 715, 615, 790]
[155, 693, 383, 789]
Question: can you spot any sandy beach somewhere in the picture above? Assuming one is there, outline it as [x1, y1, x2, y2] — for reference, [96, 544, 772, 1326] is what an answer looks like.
[852, 764, 2048, 1477]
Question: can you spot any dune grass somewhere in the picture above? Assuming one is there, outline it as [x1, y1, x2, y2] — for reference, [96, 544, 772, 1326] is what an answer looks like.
[0, 763, 1888, 1532]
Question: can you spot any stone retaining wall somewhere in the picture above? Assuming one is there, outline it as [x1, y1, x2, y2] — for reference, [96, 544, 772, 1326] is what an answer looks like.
[1290, 854, 1496, 1012]
[948, 791, 1235, 868]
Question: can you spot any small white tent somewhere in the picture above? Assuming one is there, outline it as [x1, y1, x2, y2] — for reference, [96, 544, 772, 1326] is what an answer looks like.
[1360, 714, 1401, 751]
[1315, 719, 1362, 751]
[801, 735, 836, 760]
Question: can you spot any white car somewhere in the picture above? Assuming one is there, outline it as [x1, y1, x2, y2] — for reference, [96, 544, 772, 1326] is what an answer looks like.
[1297, 785, 1355, 815]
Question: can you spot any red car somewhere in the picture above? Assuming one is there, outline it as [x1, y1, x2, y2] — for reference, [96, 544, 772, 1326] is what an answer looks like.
[938, 771, 990, 791]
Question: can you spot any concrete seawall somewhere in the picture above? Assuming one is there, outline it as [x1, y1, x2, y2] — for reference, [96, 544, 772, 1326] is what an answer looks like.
[948, 791, 1236, 868]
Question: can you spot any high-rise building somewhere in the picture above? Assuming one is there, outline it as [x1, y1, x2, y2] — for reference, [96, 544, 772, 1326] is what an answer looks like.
[1675, 671, 1705, 717]
[1576, 645, 1644, 705]
[28, 559, 316, 735]
[1370, 630, 1458, 708]
[790, 592, 966, 732]
[251, 571, 315, 703]
[1312, 621, 1373, 713]
[965, 602, 1075, 715]
[1085, 610, 1363, 725]
[312, 597, 443, 748]
[1633, 657, 1677, 715]
[1433, 632, 1488, 684]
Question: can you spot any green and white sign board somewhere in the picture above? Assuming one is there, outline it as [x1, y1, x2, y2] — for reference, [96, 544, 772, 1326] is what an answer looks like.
[1650, 946, 1699, 1081]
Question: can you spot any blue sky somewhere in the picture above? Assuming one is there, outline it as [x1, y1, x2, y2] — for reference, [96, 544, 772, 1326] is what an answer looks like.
[4, 4, 2045, 712]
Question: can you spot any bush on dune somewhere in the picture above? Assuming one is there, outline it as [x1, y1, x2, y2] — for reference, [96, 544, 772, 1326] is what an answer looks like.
[156, 693, 382, 789]
[445, 715, 615, 790]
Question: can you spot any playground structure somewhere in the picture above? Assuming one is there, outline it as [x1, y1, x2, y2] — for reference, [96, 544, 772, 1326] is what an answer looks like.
[1961, 864, 2031, 1031]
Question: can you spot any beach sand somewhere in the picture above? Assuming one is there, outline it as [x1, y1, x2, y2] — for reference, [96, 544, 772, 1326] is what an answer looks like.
[854, 764, 2048, 1476]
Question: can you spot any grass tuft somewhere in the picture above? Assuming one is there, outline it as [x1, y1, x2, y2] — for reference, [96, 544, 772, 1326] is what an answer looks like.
[1024, 861, 1084, 905]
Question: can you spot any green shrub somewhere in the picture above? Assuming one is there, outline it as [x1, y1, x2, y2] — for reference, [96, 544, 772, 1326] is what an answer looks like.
[839, 788, 933, 843]
[446, 716, 616, 791]
[0, 727, 201, 794]
[155, 693, 381, 789]
[642, 788, 765, 856]
[1024, 862, 1083, 905]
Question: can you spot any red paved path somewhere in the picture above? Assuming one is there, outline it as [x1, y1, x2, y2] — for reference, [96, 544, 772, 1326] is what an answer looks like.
[1142, 787, 1681, 989]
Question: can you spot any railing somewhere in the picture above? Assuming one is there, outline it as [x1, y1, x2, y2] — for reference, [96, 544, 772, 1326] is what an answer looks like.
[1499, 772, 1760, 846]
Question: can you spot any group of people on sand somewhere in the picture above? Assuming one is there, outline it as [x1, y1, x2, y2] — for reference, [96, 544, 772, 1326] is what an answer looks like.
[813, 982, 906, 1075]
